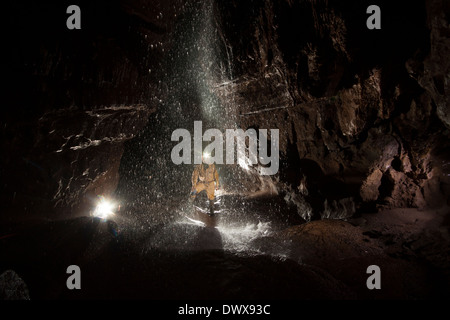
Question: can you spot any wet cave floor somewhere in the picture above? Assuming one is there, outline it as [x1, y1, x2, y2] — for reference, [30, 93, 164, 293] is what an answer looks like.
[1, 194, 449, 300]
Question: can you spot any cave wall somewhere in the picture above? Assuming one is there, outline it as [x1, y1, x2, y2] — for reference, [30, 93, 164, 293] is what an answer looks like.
[213, 0, 450, 216]
[1, 0, 184, 222]
[2, 0, 449, 223]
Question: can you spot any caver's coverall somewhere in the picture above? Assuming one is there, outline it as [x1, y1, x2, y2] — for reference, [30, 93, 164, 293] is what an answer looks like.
[191, 163, 219, 215]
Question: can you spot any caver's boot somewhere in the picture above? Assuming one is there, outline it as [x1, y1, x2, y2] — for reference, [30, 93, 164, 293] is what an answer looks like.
[189, 188, 197, 202]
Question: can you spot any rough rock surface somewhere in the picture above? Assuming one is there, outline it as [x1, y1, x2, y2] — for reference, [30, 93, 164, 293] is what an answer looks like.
[1, 0, 184, 222]
[408, 0, 450, 129]
[1, 206, 448, 299]
[251, 207, 450, 299]
[0, 270, 30, 300]
[2, 1, 450, 226]
[211, 0, 450, 219]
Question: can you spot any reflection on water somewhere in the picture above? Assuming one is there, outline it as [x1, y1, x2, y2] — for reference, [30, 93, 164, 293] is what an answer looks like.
[216, 221, 272, 253]
[116, 192, 298, 262]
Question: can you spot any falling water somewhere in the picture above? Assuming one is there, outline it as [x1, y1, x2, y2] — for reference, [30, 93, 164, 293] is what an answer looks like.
[114, 0, 289, 258]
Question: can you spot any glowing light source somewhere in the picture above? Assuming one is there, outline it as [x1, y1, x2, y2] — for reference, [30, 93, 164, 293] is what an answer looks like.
[93, 197, 116, 219]
[202, 152, 210, 160]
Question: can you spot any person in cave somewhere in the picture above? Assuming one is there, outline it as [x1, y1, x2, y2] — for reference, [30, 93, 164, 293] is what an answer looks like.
[190, 153, 220, 216]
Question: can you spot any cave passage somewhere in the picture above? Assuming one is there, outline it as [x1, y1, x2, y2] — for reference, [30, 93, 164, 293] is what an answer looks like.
[111, 0, 300, 273]
[1, 0, 450, 301]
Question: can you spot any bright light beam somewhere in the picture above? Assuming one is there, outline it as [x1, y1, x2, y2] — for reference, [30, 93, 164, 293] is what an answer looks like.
[93, 197, 116, 219]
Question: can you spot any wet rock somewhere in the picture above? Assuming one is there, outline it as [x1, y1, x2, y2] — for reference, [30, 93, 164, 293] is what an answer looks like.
[379, 168, 427, 209]
[283, 188, 314, 221]
[3, 0, 450, 225]
[0, 270, 30, 300]
[212, 0, 450, 216]
[260, 216, 450, 299]
[360, 169, 383, 202]
[1, 0, 183, 222]
[408, 0, 450, 129]
[322, 197, 356, 220]
[274, 220, 384, 263]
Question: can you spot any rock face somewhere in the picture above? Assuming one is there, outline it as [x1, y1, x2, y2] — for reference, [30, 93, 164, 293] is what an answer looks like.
[251, 207, 450, 299]
[0, 270, 30, 300]
[1, 0, 183, 222]
[212, 0, 450, 219]
[1, 1, 450, 301]
[410, 0, 450, 130]
[2, 0, 450, 223]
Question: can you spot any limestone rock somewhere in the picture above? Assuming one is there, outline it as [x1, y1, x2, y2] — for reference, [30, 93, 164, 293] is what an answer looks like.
[360, 169, 383, 202]
[0, 270, 30, 300]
